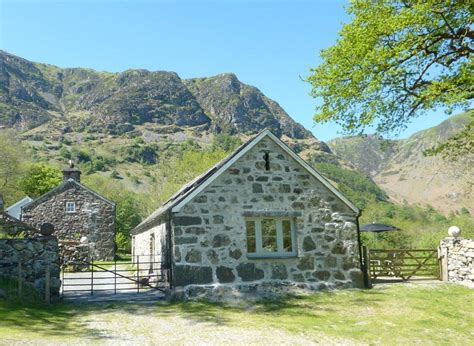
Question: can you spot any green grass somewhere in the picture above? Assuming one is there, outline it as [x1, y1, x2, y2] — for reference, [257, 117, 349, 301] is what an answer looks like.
[0, 284, 472, 344]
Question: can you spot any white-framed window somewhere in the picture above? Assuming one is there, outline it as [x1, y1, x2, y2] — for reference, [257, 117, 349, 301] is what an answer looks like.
[65, 201, 76, 213]
[245, 217, 297, 258]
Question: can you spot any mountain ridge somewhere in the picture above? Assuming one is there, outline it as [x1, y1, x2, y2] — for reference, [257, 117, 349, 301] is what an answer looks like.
[0, 50, 311, 140]
[328, 111, 473, 214]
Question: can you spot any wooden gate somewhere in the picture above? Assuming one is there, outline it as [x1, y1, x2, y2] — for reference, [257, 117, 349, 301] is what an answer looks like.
[366, 248, 440, 281]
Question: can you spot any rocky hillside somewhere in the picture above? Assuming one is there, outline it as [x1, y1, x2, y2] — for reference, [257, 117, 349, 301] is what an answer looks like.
[328, 111, 474, 214]
[1, 50, 348, 200]
[0, 50, 310, 139]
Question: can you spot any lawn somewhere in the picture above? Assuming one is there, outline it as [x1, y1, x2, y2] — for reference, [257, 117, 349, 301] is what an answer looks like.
[0, 283, 473, 345]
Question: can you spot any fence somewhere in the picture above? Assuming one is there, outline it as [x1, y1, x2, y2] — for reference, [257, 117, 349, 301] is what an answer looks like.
[0, 263, 54, 304]
[364, 247, 439, 281]
[62, 256, 169, 298]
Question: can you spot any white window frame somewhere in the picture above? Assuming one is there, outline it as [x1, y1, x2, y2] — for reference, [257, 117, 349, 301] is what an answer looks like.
[245, 217, 297, 258]
[65, 201, 76, 213]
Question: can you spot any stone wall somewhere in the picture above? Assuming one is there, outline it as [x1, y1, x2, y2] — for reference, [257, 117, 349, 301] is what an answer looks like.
[0, 236, 60, 297]
[439, 238, 474, 284]
[22, 182, 115, 261]
[170, 137, 363, 294]
[60, 240, 90, 271]
[133, 222, 170, 280]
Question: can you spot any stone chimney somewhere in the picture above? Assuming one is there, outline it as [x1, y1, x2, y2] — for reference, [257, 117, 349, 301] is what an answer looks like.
[63, 160, 81, 182]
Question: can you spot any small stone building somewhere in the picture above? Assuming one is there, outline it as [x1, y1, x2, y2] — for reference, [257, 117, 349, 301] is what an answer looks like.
[132, 130, 364, 297]
[22, 163, 116, 261]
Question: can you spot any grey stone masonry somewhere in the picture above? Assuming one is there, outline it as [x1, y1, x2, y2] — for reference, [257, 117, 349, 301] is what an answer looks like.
[22, 181, 115, 261]
[0, 236, 60, 297]
[171, 136, 363, 295]
[439, 237, 474, 284]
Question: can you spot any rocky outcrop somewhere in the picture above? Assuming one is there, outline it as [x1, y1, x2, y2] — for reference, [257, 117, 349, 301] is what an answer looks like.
[0, 50, 311, 140]
[328, 111, 473, 214]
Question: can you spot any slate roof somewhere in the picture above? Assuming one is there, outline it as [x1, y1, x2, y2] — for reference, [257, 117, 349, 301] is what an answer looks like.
[22, 179, 115, 211]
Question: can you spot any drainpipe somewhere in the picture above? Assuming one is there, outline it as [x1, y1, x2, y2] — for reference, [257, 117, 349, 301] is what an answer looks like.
[356, 213, 370, 288]
[167, 211, 173, 289]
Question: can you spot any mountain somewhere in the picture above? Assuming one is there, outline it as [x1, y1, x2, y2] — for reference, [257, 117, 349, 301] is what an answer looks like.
[3, 50, 470, 216]
[0, 50, 346, 202]
[328, 111, 474, 214]
[0, 50, 310, 139]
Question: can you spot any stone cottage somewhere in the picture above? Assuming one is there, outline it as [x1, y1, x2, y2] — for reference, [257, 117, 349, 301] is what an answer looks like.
[22, 163, 116, 261]
[132, 129, 364, 297]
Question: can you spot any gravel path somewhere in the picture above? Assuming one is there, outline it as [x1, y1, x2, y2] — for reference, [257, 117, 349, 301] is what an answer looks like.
[79, 310, 352, 345]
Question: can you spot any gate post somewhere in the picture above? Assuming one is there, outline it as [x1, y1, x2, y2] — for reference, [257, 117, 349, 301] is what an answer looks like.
[114, 260, 117, 294]
[137, 256, 140, 293]
[91, 258, 94, 296]
[362, 246, 372, 288]
[438, 245, 448, 281]
[45, 265, 51, 304]
[18, 262, 22, 298]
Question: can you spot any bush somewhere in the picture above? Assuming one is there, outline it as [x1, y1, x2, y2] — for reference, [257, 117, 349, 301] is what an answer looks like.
[19, 164, 62, 197]
[76, 149, 92, 163]
[59, 147, 71, 159]
[212, 133, 242, 152]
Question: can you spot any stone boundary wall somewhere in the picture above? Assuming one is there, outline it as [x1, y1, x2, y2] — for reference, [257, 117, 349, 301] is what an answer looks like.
[0, 236, 61, 298]
[439, 237, 474, 284]
[60, 240, 90, 271]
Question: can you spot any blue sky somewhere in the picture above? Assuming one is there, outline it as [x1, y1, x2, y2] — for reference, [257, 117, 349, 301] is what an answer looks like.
[0, 0, 451, 141]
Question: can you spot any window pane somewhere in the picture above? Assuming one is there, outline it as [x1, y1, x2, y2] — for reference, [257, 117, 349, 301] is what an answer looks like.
[261, 219, 277, 252]
[246, 221, 256, 253]
[282, 220, 292, 252]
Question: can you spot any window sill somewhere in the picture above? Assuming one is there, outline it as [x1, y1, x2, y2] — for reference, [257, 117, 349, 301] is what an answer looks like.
[247, 253, 298, 260]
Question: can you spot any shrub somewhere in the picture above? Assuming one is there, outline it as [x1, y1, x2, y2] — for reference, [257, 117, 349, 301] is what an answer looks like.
[59, 147, 71, 159]
[212, 133, 242, 152]
[19, 164, 62, 197]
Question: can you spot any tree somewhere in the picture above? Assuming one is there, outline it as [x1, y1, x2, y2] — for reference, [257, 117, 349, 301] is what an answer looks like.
[308, 1, 473, 140]
[20, 164, 62, 197]
[0, 131, 26, 204]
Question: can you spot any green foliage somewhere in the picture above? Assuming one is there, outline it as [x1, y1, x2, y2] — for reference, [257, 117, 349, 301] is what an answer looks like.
[110, 170, 120, 179]
[0, 131, 27, 205]
[308, 1, 473, 138]
[1, 285, 473, 344]
[59, 147, 71, 159]
[121, 143, 158, 165]
[424, 111, 474, 165]
[212, 133, 242, 152]
[314, 162, 387, 209]
[361, 201, 474, 249]
[19, 164, 61, 197]
[146, 147, 228, 212]
[76, 149, 92, 163]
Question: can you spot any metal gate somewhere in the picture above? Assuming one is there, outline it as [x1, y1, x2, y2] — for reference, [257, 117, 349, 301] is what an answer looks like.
[365, 248, 440, 281]
[61, 256, 169, 300]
